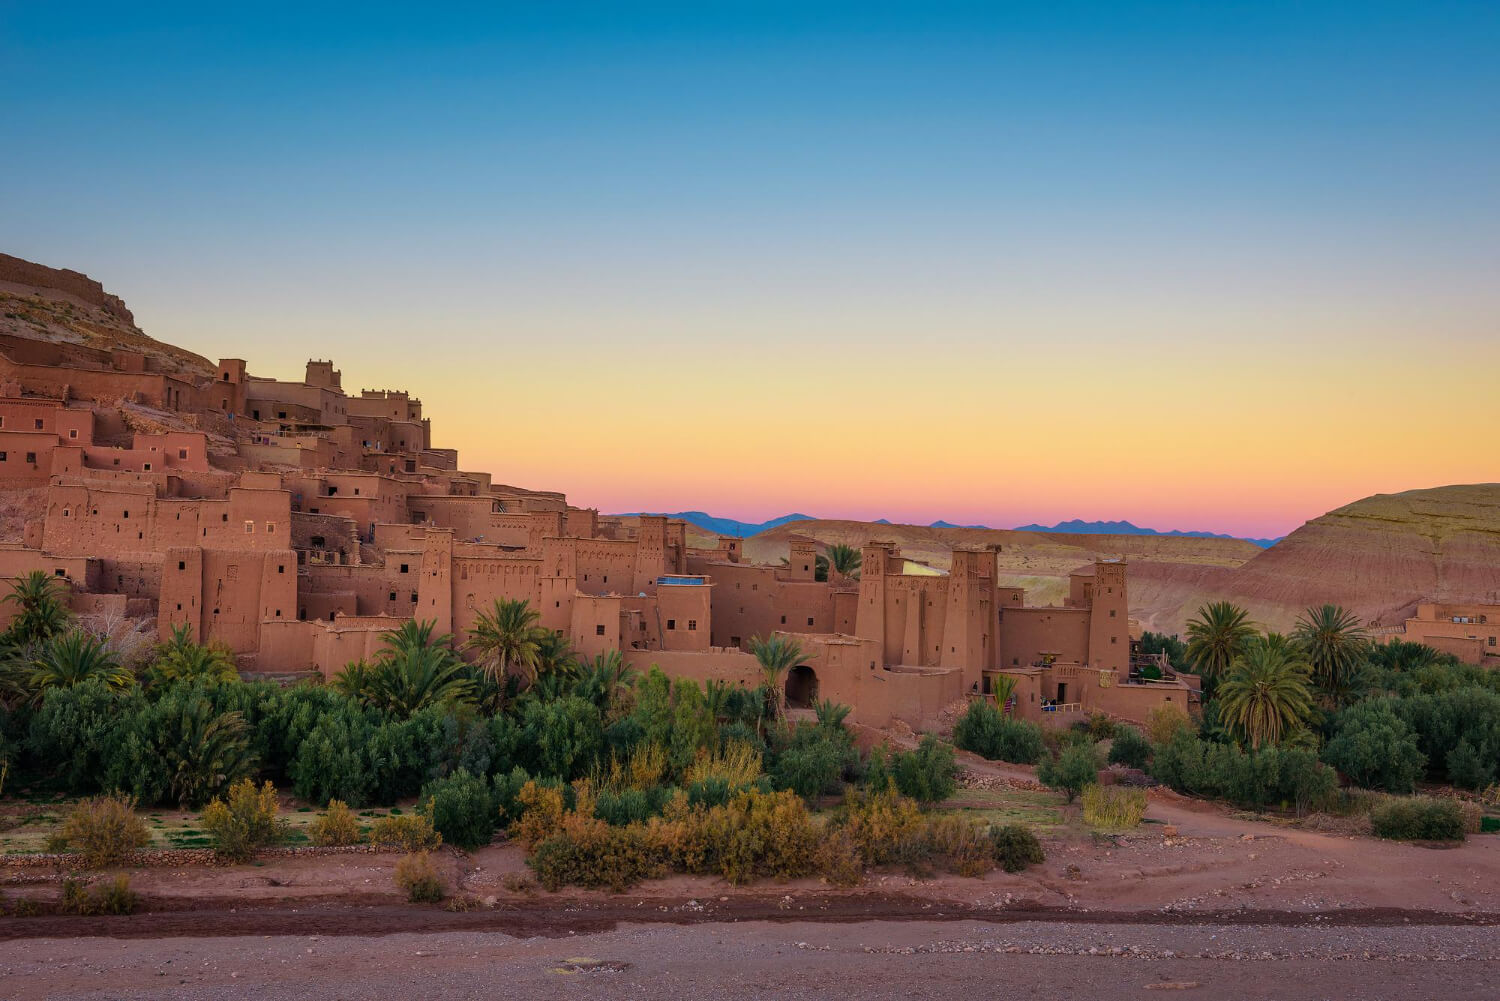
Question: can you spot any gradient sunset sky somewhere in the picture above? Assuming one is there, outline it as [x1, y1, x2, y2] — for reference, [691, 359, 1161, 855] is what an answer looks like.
[4, 3, 1497, 540]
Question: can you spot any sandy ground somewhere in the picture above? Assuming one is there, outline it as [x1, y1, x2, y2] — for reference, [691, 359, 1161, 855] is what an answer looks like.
[4, 918, 1497, 1001]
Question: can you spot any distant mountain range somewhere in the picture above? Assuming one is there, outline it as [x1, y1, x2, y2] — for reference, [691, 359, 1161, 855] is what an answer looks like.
[1014, 519, 1281, 548]
[617, 511, 815, 538]
[617, 511, 1279, 548]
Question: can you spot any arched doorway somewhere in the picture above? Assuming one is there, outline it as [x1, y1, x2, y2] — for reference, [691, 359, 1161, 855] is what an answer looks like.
[785, 665, 819, 709]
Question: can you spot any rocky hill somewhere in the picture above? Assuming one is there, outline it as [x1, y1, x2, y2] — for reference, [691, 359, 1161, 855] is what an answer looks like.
[747, 518, 1261, 606]
[752, 487, 1500, 636]
[1130, 484, 1500, 634]
[0, 252, 213, 377]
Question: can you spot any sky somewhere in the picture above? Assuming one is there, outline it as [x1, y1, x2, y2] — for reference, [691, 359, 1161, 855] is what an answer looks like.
[2, 2, 1497, 540]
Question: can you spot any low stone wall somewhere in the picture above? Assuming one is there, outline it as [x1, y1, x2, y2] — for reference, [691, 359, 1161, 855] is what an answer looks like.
[2, 843, 381, 872]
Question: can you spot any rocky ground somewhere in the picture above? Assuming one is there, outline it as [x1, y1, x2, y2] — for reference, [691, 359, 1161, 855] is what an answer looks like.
[4, 917, 1497, 1001]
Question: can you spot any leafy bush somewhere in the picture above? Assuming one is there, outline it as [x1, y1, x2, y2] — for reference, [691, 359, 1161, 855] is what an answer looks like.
[1081, 784, 1147, 830]
[683, 741, 762, 789]
[368, 811, 442, 852]
[1085, 714, 1118, 741]
[60, 873, 137, 915]
[836, 789, 925, 867]
[1107, 727, 1151, 769]
[990, 824, 1045, 873]
[1038, 743, 1098, 802]
[521, 696, 605, 782]
[1150, 732, 1337, 813]
[529, 820, 670, 891]
[952, 701, 1045, 764]
[420, 769, 497, 850]
[395, 851, 445, 902]
[768, 722, 856, 799]
[308, 799, 363, 847]
[1322, 702, 1425, 793]
[200, 780, 287, 862]
[594, 785, 674, 825]
[53, 795, 149, 868]
[1369, 797, 1465, 842]
[888, 736, 958, 806]
[1145, 703, 1193, 746]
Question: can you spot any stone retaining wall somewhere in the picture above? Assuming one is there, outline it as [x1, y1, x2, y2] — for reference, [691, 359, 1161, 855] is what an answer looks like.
[2, 843, 382, 871]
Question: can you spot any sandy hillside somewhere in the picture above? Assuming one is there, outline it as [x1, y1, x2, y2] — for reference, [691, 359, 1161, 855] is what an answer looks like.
[748, 520, 1262, 606]
[750, 487, 1500, 636]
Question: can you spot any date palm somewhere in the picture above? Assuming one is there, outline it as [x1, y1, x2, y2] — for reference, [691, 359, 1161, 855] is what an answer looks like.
[1293, 604, 1369, 703]
[749, 633, 804, 719]
[149, 624, 238, 685]
[465, 598, 544, 685]
[826, 543, 863, 580]
[360, 619, 472, 716]
[1184, 601, 1256, 685]
[30, 630, 131, 697]
[4, 570, 71, 645]
[1216, 639, 1314, 749]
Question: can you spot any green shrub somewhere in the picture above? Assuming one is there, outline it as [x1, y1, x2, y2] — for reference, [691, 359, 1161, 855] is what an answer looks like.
[889, 735, 958, 806]
[1038, 743, 1098, 802]
[60, 873, 137, 915]
[200, 780, 288, 862]
[529, 822, 669, 891]
[1369, 797, 1465, 842]
[1085, 714, 1118, 741]
[1151, 732, 1338, 813]
[952, 701, 1045, 764]
[1322, 702, 1426, 793]
[420, 769, 497, 850]
[1081, 784, 1147, 830]
[368, 811, 442, 852]
[1145, 703, 1193, 746]
[594, 785, 672, 826]
[307, 799, 363, 847]
[768, 722, 856, 799]
[395, 851, 445, 902]
[990, 824, 1045, 873]
[1107, 727, 1151, 769]
[54, 795, 150, 868]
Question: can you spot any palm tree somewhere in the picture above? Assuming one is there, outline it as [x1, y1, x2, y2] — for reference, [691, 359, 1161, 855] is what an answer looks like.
[149, 624, 238, 685]
[465, 598, 544, 685]
[532, 629, 578, 685]
[163, 700, 256, 808]
[3, 571, 71, 645]
[30, 630, 131, 697]
[1184, 602, 1256, 687]
[572, 650, 635, 710]
[814, 699, 851, 731]
[360, 619, 473, 716]
[826, 544, 862, 580]
[1293, 604, 1369, 702]
[749, 633, 803, 719]
[1216, 639, 1315, 749]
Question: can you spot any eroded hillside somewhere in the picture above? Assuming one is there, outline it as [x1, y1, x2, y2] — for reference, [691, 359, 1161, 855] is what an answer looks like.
[752, 487, 1500, 635]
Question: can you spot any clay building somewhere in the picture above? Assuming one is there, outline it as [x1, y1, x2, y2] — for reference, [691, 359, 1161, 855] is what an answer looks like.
[0, 348, 1193, 728]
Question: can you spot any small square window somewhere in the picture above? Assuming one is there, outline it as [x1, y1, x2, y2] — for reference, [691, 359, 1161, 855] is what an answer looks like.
[143, 462, 151, 471]
[780, 615, 786, 624]
[666, 619, 676, 630]
[69, 429, 78, 439]
[25, 452, 36, 464]
[595, 624, 606, 636]
[178, 448, 188, 459]
[400, 563, 409, 573]
[389, 591, 397, 601]
[807, 617, 814, 627]
[244, 520, 254, 533]
[33, 419, 43, 429]
[178, 560, 186, 570]
[687, 619, 697, 631]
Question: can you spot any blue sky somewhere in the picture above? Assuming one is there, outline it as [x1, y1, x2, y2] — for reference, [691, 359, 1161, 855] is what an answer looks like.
[3, 2, 1497, 537]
